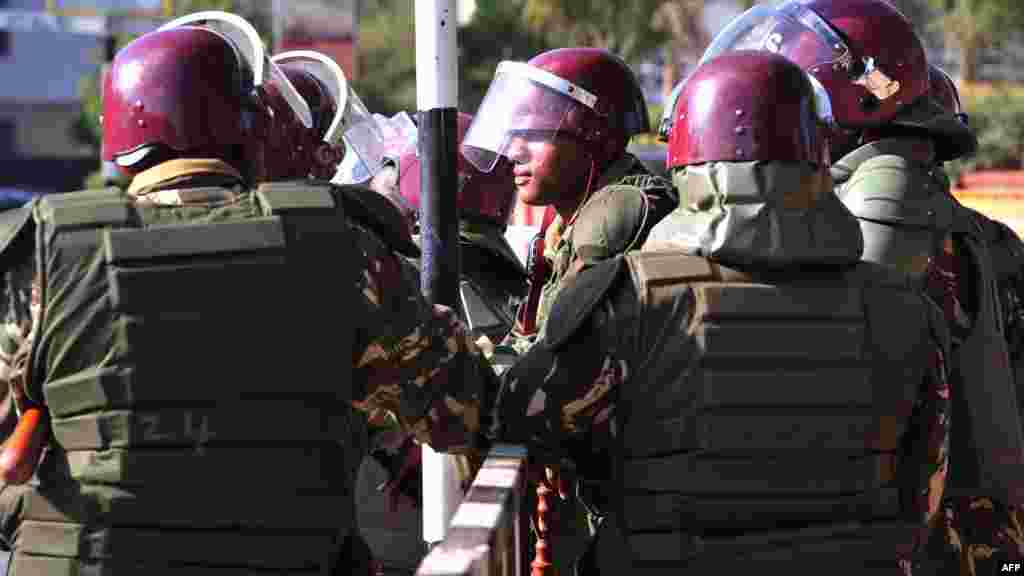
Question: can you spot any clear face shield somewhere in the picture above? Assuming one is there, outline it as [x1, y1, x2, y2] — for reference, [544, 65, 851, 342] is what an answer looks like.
[807, 73, 837, 167]
[700, 1, 860, 83]
[658, 79, 686, 142]
[159, 12, 313, 131]
[332, 112, 417, 185]
[462, 61, 598, 173]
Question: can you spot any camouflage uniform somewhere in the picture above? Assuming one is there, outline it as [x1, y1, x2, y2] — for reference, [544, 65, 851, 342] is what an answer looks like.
[924, 180, 1024, 576]
[490, 256, 952, 574]
[0, 159, 491, 573]
[835, 140, 1024, 574]
[489, 158, 953, 574]
[503, 154, 677, 355]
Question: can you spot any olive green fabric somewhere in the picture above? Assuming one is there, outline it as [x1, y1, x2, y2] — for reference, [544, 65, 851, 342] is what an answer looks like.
[52, 402, 334, 451]
[646, 161, 863, 269]
[608, 251, 948, 570]
[531, 154, 677, 342]
[18, 183, 357, 573]
[14, 520, 333, 569]
[834, 139, 955, 277]
[18, 462, 349, 530]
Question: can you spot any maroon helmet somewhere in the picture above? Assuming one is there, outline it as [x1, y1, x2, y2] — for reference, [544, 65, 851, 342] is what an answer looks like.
[929, 64, 968, 126]
[700, 0, 929, 132]
[258, 65, 332, 181]
[273, 50, 394, 183]
[462, 48, 650, 173]
[268, 59, 341, 181]
[103, 12, 312, 181]
[667, 51, 835, 170]
[398, 112, 517, 229]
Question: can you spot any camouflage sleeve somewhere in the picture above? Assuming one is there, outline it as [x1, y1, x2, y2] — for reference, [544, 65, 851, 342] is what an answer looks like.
[925, 231, 1024, 574]
[0, 255, 36, 437]
[350, 225, 497, 455]
[489, 272, 635, 467]
[904, 340, 951, 562]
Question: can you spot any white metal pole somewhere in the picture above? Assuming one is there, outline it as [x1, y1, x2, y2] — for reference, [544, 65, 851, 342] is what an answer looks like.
[415, 0, 462, 547]
[271, 0, 284, 53]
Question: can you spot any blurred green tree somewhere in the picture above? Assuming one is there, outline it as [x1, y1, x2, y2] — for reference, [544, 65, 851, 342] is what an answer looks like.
[927, 0, 1024, 81]
[353, 0, 551, 116]
[944, 89, 1024, 182]
[522, 0, 669, 63]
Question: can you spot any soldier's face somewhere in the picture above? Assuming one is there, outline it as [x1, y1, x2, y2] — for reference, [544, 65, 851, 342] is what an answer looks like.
[505, 133, 590, 207]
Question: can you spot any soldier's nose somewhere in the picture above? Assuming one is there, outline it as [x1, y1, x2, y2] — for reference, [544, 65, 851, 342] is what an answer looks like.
[506, 137, 530, 163]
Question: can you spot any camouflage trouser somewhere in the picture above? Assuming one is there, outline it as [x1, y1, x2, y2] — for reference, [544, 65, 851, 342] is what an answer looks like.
[932, 497, 1024, 575]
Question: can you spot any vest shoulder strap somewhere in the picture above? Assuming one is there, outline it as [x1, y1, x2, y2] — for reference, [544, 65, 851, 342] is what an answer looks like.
[255, 180, 336, 214]
[35, 187, 134, 231]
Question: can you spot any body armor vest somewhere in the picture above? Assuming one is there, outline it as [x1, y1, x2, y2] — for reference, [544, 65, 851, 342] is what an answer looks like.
[11, 183, 356, 574]
[839, 149, 1024, 505]
[611, 251, 947, 573]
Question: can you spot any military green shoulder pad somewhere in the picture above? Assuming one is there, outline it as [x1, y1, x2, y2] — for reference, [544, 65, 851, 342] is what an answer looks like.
[339, 185, 420, 258]
[571, 184, 648, 265]
[255, 181, 336, 214]
[35, 187, 134, 230]
[542, 256, 626, 351]
[841, 154, 953, 230]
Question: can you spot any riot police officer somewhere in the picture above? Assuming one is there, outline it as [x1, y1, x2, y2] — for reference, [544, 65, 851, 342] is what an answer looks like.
[925, 63, 1024, 572]
[482, 50, 954, 575]
[692, 1, 1024, 570]
[0, 12, 491, 574]
[462, 48, 678, 355]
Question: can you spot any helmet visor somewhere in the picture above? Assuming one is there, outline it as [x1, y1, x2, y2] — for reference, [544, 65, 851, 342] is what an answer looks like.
[332, 113, 417, 185]
[700, 2, 853, 75]
[462, 61, 597, 173]
[160, 12, 313, 130]
[659, 79, 687, 142]
[337, 87, 390, 178]
[272, 51, 348, 144]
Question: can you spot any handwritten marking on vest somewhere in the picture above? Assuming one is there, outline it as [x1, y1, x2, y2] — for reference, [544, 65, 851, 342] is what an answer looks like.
[139, 412, 216, 452]
[183, 411, 216, 447]
[139, 415, 172, 442]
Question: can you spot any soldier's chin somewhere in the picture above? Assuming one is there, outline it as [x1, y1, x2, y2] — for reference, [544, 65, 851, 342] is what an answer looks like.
[516, 182, 546, 206]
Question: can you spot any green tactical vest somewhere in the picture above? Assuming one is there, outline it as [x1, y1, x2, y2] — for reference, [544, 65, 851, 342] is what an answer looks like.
[602, 251, 949, 573]
[11, 183, 357, 574]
